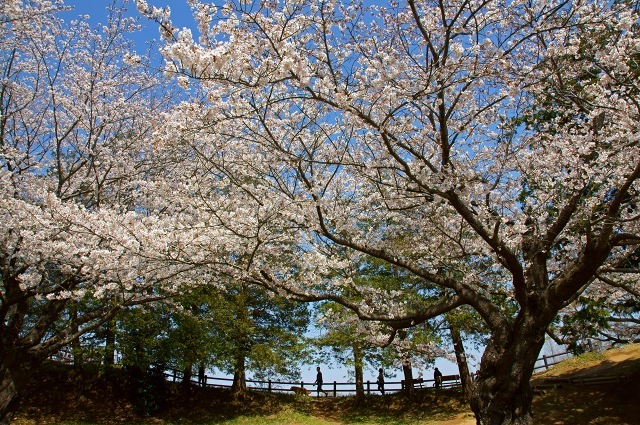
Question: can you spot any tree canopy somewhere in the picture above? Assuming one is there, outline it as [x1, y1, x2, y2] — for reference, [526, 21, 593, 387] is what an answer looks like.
[134, 0, 639, 423]
[1, 1, 639, 424]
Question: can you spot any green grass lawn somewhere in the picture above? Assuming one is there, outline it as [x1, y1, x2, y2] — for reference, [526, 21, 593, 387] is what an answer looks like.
[195, 408, 466, 425]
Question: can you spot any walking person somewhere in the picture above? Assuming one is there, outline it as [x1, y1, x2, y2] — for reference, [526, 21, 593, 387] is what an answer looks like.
[434, 367, 443, 389]
[376, 368, 385, 395]
[314, 366, 328, 397]
[198, 364, 206, 387]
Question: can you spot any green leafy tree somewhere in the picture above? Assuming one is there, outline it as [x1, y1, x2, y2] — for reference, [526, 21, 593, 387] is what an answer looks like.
[314, 256, 445, 399]
[202, 281, 311, 395]
[314, 303, 384, 399]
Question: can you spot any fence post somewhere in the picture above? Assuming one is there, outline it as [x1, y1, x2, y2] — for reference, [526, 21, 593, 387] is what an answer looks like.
[173, 370, 177, 382]
[333, 381, 337, 397]
[543, 355, 549, 370]
[367, 380, 370, 395]
[268, 379, 272, 392]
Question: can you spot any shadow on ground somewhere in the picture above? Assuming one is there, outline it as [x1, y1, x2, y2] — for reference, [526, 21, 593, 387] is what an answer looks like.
[13, 344, 640, 425]
[530, 344, 640, 425]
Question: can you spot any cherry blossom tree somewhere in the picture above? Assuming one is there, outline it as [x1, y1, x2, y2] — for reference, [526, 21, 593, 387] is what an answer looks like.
[548, 278, 640, 351]
[138, 0, 640, 423]
[0, 1, 180, 421]
[513, 6, 640, 354]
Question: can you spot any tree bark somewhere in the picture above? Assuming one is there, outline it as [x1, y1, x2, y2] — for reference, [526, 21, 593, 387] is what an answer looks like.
[0, 364, 20, 425]
[450, 324, 473, 400]
[353, 343, 364, 400]
[0, 350, 40, 425]
[470, 319, 547, 425]
[230, 354, 247, 395]
[402, 359, 414, 398]
[231, 286, 249, 397]
[182, 365, 193, 386]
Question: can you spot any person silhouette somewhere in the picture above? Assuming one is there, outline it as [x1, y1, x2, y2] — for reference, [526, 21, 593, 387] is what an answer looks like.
[377, 368, 385, 395]
[314, 366, 328, 396]
[434, 367, 443, 389]
[198, 364, 206, 387]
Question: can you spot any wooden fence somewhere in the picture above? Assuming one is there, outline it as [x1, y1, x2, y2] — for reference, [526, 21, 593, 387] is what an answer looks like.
[164, 351, 571, 395]
[535, 374, 628, 388]
[533, 350, 571, 372]
[162, 369, 462, 395]
[50, 349, 572, 396]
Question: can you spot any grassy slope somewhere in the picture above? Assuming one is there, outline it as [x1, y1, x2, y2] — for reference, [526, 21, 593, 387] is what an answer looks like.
[530, 343, 640, 425]
[13, 344, 640, 425]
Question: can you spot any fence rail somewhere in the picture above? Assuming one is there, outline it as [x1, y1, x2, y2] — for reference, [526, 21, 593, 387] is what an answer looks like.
[163, 369, 414, 395]
[165, 351, 571, 395]
[164, 369, 464, 396]
[533, 351, 571, 372]
[51, 349, 572, 396]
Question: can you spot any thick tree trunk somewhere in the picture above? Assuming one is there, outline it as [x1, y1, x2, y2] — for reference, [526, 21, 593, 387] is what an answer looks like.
[182, 365, 193, 386]
[353, 344, 364, 400]
[0, 351, 40, 425]
[230, 354, 247, 395]
[0, 294, 69, 423]
[470, 322, 546, 425]
[402, 359, 414, 398]
[450, 324, 473, 400]
[0, 364, 19, 425]
[231, 285, 249, 397]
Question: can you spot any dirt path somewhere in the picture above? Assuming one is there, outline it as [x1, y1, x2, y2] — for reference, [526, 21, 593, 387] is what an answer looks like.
[436, 413, 476, 425]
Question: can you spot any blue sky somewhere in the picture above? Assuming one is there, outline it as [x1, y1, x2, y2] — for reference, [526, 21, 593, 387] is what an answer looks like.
[63, 0, 193, 50]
